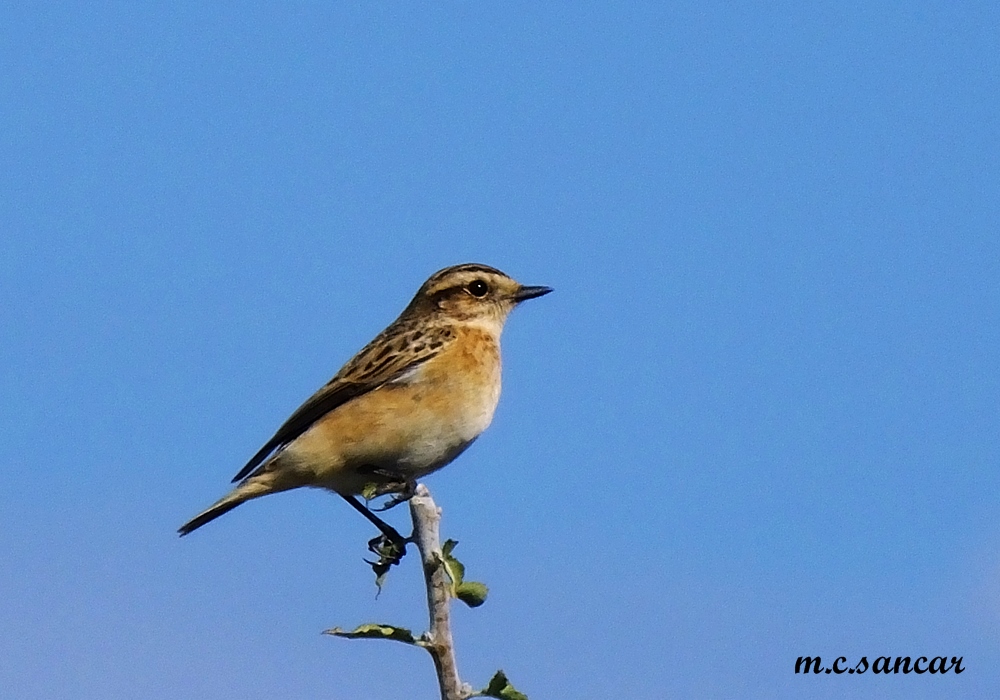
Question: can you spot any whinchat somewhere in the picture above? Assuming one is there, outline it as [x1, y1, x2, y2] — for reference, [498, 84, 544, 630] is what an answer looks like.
[179, 263, 551, 538]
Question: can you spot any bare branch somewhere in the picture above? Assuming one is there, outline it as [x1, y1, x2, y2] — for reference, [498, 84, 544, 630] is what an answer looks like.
[409, 484, 472, 700]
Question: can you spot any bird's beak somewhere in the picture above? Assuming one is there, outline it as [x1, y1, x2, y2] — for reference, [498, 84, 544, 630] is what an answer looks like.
[512, 285, 553, 302]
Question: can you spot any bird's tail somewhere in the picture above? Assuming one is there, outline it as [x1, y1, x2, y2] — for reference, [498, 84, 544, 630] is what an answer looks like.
[177, 478, 274, 537]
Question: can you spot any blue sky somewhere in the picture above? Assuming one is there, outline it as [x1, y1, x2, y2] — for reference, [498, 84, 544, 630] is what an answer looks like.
[1, 2, 998, 698]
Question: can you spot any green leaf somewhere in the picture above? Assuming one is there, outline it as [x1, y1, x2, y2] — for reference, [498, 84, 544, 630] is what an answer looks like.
[440, 539, 466, 586]
[323, 623, 419, 646]
[455, 581, 489, 608]
[439, 540, 489, 607]
[479, 670, 528, 700]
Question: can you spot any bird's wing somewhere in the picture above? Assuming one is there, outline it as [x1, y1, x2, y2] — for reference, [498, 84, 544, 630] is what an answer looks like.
[230, 323, 456, 483]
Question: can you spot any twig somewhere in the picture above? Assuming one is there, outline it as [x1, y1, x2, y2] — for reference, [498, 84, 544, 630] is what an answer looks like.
[327, 484, 525, 697]
[409, 484, 471, 700]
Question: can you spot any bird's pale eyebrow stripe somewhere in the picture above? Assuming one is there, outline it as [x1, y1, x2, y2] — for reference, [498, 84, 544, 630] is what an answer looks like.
[450, 263, 503, 276]
[428, 264, 505, 283]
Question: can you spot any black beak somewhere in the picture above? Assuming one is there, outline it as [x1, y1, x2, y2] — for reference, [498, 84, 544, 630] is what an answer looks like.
[513, 285, 553, 302]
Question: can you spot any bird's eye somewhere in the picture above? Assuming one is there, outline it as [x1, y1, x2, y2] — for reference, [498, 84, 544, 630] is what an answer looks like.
[467, 280, 489, 297]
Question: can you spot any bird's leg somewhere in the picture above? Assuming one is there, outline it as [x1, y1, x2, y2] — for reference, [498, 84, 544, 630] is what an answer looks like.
[340, 493, 408, 547]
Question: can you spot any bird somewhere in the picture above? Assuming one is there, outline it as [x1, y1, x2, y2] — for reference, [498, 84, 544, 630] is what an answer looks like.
[178, 263, 551, 539]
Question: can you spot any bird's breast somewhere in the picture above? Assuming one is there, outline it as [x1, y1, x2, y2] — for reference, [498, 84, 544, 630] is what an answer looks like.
[402, 325, 502, 454]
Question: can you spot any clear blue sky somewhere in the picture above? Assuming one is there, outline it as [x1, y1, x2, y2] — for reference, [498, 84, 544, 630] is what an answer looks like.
[2, 3, 998, 698]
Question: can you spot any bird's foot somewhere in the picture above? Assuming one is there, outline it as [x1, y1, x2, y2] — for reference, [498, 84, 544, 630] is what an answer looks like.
[340, 492, 412, 588]
[365, 532, 410, 589]
[358, 468, 416, 511]
[370, 479, 417, 511]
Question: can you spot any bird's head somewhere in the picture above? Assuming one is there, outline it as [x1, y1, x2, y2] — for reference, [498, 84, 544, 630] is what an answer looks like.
[407, 263, 552, 330]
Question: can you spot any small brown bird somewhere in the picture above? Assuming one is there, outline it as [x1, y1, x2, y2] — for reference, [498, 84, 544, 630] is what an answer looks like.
[179, 263, 551, 537]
